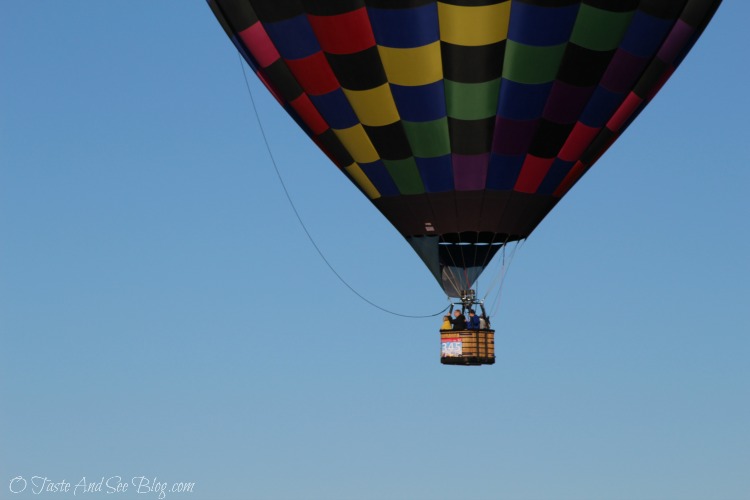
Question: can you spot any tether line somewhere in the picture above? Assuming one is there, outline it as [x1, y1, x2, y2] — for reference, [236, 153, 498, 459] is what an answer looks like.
[237, 56, 449, 318]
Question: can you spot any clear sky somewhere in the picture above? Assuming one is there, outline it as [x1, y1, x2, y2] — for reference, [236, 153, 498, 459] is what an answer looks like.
[1, 2, 748, 500]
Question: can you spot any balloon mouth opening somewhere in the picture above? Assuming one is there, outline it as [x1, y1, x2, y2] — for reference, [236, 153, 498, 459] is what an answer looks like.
[438, 241, 503, 246]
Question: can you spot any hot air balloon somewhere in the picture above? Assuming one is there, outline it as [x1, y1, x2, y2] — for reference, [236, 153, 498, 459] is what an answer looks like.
[207, 0, 721, 365]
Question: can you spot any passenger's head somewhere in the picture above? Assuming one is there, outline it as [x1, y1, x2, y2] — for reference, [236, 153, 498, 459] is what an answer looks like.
[453, 310, 461, 318]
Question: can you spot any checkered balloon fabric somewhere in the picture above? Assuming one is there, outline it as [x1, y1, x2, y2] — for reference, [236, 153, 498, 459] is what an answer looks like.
[208, 0, 721, 296]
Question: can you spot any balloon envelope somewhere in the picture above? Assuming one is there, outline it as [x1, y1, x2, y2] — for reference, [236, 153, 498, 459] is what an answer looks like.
[208, 0, 721, 297]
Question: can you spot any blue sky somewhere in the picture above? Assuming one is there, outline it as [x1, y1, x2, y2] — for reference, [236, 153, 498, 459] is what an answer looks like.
[1, 2, 748, 500]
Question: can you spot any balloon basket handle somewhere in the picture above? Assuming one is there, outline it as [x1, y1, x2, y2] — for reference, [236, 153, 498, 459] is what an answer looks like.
[440, 329, 495, 366]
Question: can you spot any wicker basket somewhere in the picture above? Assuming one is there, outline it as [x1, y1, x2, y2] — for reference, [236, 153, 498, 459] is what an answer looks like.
[440, 329, 495, 366]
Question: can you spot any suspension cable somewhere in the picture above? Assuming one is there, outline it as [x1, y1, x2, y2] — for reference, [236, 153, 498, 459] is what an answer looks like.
[489, 239, 525, 317]
[236, 56, 449, 318]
